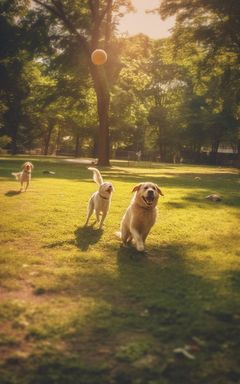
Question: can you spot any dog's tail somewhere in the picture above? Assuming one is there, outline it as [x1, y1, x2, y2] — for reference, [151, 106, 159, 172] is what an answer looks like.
[88, 167, 103, 186]
[11, 172, 21, 181]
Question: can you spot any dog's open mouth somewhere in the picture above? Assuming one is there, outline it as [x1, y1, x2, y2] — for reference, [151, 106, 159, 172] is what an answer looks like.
[142, 196, 154, 206]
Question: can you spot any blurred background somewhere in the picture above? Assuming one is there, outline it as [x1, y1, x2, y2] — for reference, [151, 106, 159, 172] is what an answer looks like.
[0, 0, 239, 165]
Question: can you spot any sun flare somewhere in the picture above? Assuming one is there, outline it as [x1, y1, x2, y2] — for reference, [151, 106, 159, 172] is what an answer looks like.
[117, 0, 175, 39]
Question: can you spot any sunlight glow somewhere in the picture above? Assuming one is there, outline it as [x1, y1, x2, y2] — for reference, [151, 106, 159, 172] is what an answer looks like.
[117, 0, 175, 39]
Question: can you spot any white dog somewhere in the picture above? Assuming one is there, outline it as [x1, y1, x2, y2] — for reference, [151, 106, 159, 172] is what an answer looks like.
[119, 182, 164, 252]
[84, 167, 114, 229]
[11, 162, 34, 192]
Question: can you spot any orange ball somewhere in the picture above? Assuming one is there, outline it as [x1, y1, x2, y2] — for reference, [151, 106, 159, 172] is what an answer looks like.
[91, 49, 107, 65]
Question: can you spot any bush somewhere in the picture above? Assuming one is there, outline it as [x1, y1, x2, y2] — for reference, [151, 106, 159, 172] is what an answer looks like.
[0, 135, 11, 150]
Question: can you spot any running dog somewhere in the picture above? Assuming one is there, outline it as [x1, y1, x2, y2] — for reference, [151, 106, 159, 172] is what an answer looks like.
[85, 167, 114, 229]
[11, 162, 34, 192]
[119, 182, 164, 251]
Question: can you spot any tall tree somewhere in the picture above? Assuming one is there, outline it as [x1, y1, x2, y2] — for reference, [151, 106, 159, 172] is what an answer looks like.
[157, 0, 240, 159]
[32, 0, 133, 165]
[0, 0, 27, 153]
[159, 0, 240, 53]
[0, 0, 54, 153]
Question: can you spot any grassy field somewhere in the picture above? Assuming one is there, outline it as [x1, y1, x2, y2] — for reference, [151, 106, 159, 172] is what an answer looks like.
[0, 156, 240, 384]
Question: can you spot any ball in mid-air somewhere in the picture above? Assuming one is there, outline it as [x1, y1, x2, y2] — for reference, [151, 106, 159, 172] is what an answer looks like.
[91, 49, 107, 65]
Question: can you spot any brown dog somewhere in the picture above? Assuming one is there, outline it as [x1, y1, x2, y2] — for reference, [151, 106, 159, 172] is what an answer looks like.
[11, 162, 34, 192]
[120, 182, 164, 251]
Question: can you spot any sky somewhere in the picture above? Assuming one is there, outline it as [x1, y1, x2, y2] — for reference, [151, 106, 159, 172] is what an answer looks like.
[116, 0, 175, 39]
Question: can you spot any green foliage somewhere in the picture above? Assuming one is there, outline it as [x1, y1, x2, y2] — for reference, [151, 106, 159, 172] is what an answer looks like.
[158, 0, 240, 155]
[0, 135, 11, 149]
[0, 0, 239, 160]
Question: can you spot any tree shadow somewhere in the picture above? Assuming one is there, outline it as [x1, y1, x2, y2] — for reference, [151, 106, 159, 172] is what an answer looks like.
[227, 270, 240, 292]
[4, 190, 21, 197]
[3, 240, 240, 384]
[94, 169, 239, 194]
[74, 226, 103, 251]
[182, 191, 240, 208]
[1, 159, 240, 383]
[165, 201, 188, 209]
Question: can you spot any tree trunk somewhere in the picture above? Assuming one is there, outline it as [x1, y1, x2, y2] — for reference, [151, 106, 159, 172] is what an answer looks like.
[211, 140, 220, 154]
[10, 128, 18, 155]
[75, 132, 81, 157]
[92, 134, 98, 158]
[43, 121, 54, 155]
[54, 126, 61, 155]
[33, 0, 113, 166]
[96, 93, 110, 165]
[90, 65, 110, 166]
[6, 103, 20, 155]
[210, 140, 220, 164]
[158, 141, 165, 162]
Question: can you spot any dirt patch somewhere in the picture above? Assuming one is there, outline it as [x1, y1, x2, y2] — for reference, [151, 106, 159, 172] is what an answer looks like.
[0, 284, 54, 304]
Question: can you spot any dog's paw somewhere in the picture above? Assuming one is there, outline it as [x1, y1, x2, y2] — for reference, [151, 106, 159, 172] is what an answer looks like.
[136, 244, 145, 252]
[115, 231, 121, 239]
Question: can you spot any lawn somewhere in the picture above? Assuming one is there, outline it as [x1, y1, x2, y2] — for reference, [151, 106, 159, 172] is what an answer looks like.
[0, 156, 240, 384]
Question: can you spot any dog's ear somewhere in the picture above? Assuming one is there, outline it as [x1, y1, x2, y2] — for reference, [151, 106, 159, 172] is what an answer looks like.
[30, 163, 34, 169]
[132, 184, 142, 193]
[156, 185, 164, 196]
[22, 162, 27, 169]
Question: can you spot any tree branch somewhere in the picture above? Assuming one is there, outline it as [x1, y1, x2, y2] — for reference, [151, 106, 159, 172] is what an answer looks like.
[89, 0, 99, 18]
[33, 0, 61, 18]
[99, 0, 112, 23]
[33, 0, 90, 55]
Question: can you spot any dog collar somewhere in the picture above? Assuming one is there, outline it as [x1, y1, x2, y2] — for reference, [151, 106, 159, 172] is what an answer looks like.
[99, 193, 109, 200]
[23, 170, 31, 174]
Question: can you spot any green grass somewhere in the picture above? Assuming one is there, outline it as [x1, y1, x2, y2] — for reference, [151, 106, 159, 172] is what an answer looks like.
[0, 155, 240, 384]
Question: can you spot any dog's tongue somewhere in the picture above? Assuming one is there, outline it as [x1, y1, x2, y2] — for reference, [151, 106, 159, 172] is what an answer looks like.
[146, 195, 154, 203]
[143, 196, 153, 205]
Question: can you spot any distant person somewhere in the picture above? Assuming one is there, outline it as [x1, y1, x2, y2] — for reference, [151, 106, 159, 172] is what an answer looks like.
[136, 150, 142, 161]
[173, 151, 180, 164]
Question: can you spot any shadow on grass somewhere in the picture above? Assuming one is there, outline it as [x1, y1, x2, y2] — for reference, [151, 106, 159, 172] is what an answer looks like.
[2, 241, 240, 384]
[74, 226, 103, 251]
[165, 201, 188, 209]
[227, 270, 240, 292]
[115, 242, 186, 263]
[4, 190, 22, 197]
[44, 239, 76, 249]
[1, 158, 240, 383]
[182, 191, 240, 208]
[2, 159, 239, 208]
[44, 244, 240, 382]
[44, 226, 103, 251]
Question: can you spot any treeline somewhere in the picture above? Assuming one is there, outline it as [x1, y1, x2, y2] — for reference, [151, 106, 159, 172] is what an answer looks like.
[0, 0, 239, 164]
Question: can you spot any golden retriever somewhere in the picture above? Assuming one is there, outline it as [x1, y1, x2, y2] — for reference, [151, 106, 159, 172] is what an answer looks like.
[84, 167, 114, 229]
[11, 162, 34, 192]
[119, 182, 164, 251]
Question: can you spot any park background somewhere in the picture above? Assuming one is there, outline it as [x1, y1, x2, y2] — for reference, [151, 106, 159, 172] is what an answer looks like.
[0, 1, 240, 384]
[0, 0, 239, 165]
